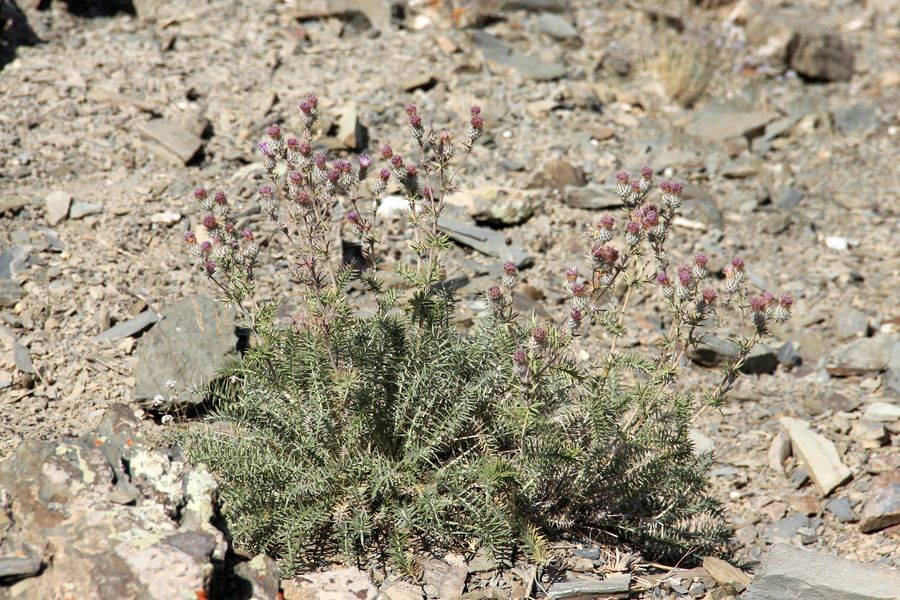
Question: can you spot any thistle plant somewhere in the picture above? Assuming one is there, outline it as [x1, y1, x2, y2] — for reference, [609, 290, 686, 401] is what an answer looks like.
[175, 97, 792, 578]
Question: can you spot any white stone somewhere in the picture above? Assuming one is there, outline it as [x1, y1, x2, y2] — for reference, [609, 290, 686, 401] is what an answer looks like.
[45, 190, 72, 225]
[779, 417, 852, 496]
[863, 402, 900, 423]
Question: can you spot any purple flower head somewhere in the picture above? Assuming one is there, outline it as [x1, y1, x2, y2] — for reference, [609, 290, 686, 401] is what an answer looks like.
[409, 114, 422, 128]
[288, 170, 302, 186]
[199, 240, 212, 255]
[183, 231, 197, 245]
[731, 256, 745, 271]
[390, 154, 404, 169]
[656, 271, 671, 286]
[379, 168, 390, 182]
[405, 103, 417, 116]
[677, 265, 693, 286]
[470, 114, 484, 130]
[202, 214, 219, 230]
[762, 291, 775, 306]
[670, 182, 683, 196]
[701, 288, 718, 303]
[258, 184, 273, 199]
[641, 166, 653, 179]
[616, 170, 630, 184]
[694, 253, 709, 268]
[565, 266, 578, 282]
[327, 169, 340, 184]
[513, 348, 527, 365]
[193, 187, 208, 201]
[598, 215, 614, 229]
[203, 260, 216, 275]
[405, 163, 417, 177]
[439, 129, 451, 144]
[380, 145, 393, 159]
[242, 229, 254, 241]
[659, 181, 671, 193]
[314, 153, 327, 170]
[338, 159, 352, 174]
[571, 281, 588, 297]
[592, 244, 619, 265]
[626, 220, 641, 234]
[750, 295, 766, 312]
[421, 186, 433, 200]
[531, 326, 548, 346]
[358, 154, 372, 170]
[258, 141, 274, 158]
[286, 137, 301, 152]
[224, 222, 236, 235]
[298, 100, 311, 114]
[266, 123, 282, 140]
[296, 191, 312, 206]
[630, 179, 642, 193]
[346, 210, 360, 224]
[642, 208, 659, 227]
[298, 140, 312, 156]
[470, 105, 482, 116]
[503, 261, 518, 277]
[487, 284, 503, 302]
[570, 308, 583, 322]
[305, 93, 318, 108]
[779, 295, 794, 308]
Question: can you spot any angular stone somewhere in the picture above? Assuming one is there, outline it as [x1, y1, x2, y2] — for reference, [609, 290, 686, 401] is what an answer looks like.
[763, 513, 809, 544]
[742, 544, 900, 600]
[324, 102, 367, 151]
[527, 158, 586, 190]
[689, 335, 778, 374]
[768, 431, 791, 473]
[863, 402, 900, 424]
[381, 580, 423, 600]
[563, 185, 621, 210]
[825, 497, 859, 523]
[779, 417, 851, 496]
[0, 405, 232, 598]
[547, 573, 631, 598]
[836, 308, 869, 339]
[284, 567, 377, 600]
[69, 201, 104, 220]
[0, 279, 25, 308]
[44, 190, 71, 225]
[437, 217, 532, 267]
[472, 30, 566, 81]
[132, 294, 239, 408]
[885, 342, 900, 397]
[94, 310, 160, 343]
[420, 558, 466, 598]
[702, 556, 751, 593]
[685, 103, 778, 144]
[536, 13, 578, 40]
[688, 428, 714, 456]
[137, 117, 204, 165]
[0, 245, 30, 279]
[789, 27, 854, 82]
[833, 102, 879, 138]
[827, 335, 895, 377]
[860, 475, 900, 534]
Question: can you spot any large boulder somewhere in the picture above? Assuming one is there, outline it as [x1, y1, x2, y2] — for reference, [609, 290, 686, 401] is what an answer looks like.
[0, 405, 277, 599]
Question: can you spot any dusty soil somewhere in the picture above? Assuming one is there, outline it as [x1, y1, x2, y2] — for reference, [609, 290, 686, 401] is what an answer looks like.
[1, 0, 898, 585]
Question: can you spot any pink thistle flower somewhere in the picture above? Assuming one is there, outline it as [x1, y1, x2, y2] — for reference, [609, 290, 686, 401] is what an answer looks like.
[202, 214, 218, 230]
[286, 137, 301, 152]
[183, 231, 197, 245]
[405, 103, 417, 116]
[193, 187, 208, 201]
[380, 145, 393, 159]
[266, 123, 282, 140]
[242, 229, 253, 241]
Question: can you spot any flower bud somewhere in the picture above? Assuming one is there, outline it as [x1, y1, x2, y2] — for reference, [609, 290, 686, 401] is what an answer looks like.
[266, 123, 282, 140]
[405, 103, 417, 116]
[381, 145, 393, 159]
[183, 231, 197, 245]
[193, 187, 208, 201]
[202, 214, 219, 230]
[531, 326, 548, 348]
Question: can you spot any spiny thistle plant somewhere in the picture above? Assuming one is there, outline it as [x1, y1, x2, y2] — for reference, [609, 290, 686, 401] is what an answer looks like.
[175, 96, 792, 578]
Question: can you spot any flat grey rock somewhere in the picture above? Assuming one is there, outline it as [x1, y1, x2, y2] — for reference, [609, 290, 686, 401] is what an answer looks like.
[742, 544, 900, 600]
[132, 294, 238, 408]
[137, 117, 204, 165]
[547, 573, 631, 598]
[0, 245, 31, 279]
[863, 402, 900, 423]
[825, 497, 859, 523]
[0, 279, 25, 308]
[437, 216, 532, 267]
[472, 30, 565, 81]
[689, 335, 778, 374]
[860, 480, 900, 534]
[827, 334, 895, 376]
[69, 201, 104, 220]
[685, 103, 778, 144]
[536, 13, 578, 40]
[95, 310, 160, 343]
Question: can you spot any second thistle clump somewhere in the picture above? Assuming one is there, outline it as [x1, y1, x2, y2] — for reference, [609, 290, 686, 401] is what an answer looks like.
[176, 98, 791, 577]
